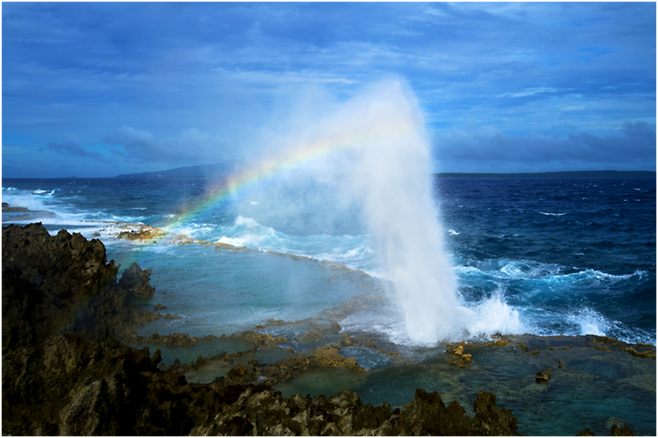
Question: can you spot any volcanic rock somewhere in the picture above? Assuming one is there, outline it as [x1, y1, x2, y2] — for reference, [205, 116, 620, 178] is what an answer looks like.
[2, 223, 159, 347]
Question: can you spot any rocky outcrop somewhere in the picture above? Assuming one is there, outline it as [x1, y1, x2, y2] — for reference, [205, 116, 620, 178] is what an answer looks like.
[2, 223, 159, 347]
[190, 387, 519, 436]
[2, 329, 273, 436]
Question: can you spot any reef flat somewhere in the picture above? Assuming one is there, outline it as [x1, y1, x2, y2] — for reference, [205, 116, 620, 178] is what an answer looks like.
[2, 223, 653, 435]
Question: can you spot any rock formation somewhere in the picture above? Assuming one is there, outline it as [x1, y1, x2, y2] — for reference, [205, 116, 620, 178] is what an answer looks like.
[2, 223, 158, 347]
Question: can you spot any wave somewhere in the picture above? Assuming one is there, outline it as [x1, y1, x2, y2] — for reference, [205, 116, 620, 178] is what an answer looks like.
[456, 259, 645, 285]
[215, 216, 374, 270]
[539, 211, 566, 216]
[343, 287, 526, 345]
[3, 188, 53, 213]
[461, 290, 526, 338]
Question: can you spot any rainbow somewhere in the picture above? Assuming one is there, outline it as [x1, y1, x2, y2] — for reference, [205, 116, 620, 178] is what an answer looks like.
[70, 114, 419, 329]
[160, 117, 417, 235]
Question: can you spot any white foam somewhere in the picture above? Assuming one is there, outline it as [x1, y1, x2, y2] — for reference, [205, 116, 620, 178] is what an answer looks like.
[235, 215, 259, 228]
[567, 307, 610, 336]
[548, 269, 645, 285]
[462, 291, 526, 337]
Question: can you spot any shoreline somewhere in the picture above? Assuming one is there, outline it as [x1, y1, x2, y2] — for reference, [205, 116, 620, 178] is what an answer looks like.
[2, 223, 655, 435]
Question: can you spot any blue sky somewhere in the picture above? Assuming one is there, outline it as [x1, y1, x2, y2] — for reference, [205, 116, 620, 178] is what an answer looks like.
[3, 2, 656, 178]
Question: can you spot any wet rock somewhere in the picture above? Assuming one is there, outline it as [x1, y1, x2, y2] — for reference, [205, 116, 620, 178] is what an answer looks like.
[308, 345, 364, 371]
[610, 424, 636, 436]
[226, 362, 260, 385]
[257, 344, 365, 385]
[338, 332, 356, 348]
[116, 225, 165, 242]
[154, 304, 167, 311]
[118, 262, 156, 298]
[447, 341, 472, 367]
[397, 389, 518, 435]
[536, 369, 551, 383]
[227, 330, 288, 347]
[255, 318, 292, 330]
[300, 328, 324, 342]
[164, 333, 197, 347]
[622, 346, 657, 359]
[488, 339, 510, 347]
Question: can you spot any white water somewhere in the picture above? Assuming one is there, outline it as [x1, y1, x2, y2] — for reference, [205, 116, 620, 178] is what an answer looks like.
[326, 80, 466, 344]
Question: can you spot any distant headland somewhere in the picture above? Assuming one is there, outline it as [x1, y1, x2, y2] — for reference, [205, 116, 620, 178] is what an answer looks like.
[114, 163, 655, 180]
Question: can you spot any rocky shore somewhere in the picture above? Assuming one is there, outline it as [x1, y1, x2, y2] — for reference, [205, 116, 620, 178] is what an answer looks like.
[2, 223, 647, 435]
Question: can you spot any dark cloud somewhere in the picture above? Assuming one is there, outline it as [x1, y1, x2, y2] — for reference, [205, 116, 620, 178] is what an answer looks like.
[45, 141, 106, 161]
[434, 121, 656, 171]
[103, 126, 215, 163]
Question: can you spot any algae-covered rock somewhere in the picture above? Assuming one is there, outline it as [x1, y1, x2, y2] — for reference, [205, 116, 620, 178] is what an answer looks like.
[447, 341, 472, 367]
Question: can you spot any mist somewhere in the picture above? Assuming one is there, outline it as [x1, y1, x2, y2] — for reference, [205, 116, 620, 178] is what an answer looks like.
[227, 80, 454, 344]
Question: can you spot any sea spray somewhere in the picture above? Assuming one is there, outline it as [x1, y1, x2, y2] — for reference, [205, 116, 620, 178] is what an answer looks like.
[229, 78, 524, 344]
[342, 80, 463, 344]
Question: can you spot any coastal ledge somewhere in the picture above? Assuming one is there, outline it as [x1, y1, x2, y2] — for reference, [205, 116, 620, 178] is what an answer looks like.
[2, 223, 646, 436]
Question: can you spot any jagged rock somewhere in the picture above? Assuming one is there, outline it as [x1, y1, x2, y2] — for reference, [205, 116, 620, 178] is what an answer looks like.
[118, 262, 156, 298]
[190, 387, 519, 436]
[2, 223, 159, 347]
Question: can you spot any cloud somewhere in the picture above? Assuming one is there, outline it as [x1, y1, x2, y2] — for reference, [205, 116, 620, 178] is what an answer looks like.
[496, 87, 559, 99]
[44, 140, 106, 161]
[433, 121, 656, 171]
[103, 126, 217, 163]
[2, 3, 655, 177]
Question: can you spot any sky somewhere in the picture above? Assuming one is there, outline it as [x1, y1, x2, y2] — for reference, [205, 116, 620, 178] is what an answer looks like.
[2, 2, 656, 178]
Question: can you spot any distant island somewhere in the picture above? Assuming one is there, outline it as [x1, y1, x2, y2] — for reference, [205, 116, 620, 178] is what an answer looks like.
[115, 164, 655, 180]
[115, 162, 243, 179]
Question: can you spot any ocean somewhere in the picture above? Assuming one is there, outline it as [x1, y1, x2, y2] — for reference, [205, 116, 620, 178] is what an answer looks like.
[2, 174, 656, 435]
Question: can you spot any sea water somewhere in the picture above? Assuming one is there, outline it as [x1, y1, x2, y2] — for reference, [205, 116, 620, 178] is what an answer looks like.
[3, 176, 654, 345]
[3, 175, 656, 435]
